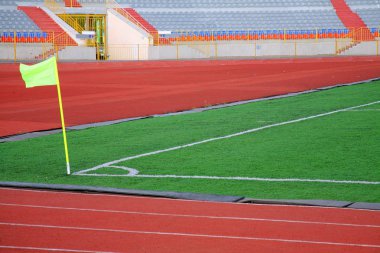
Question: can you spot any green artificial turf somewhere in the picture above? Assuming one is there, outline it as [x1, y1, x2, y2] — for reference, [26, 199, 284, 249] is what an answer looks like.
[1, 81, 379, 202]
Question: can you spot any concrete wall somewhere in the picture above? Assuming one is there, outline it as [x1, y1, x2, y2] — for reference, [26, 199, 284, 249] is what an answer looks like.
[145, 39, 339, 60]
[2, 39, 377, 62]
[107, 9, 151, 60]
[0, 43, 96, 61]
[57, 46, 96, 60]
[108, 44, 149, 60]
[296, 41, 336, 56]
[0, 43, 51, 61]
[148, 45, 178, 60]
[341, 40, 379, 56]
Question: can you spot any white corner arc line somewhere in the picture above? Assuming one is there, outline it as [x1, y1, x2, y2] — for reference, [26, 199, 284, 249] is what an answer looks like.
[1, 202, 379, 228]
[107, 166, 139, 176]
[74, 100, 380, 184]
[1, 222, 380, 249]
[0, 246, 117, 253]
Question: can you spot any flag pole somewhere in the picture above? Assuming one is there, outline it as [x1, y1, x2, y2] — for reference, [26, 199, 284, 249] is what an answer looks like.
[54, 62, 71, 175]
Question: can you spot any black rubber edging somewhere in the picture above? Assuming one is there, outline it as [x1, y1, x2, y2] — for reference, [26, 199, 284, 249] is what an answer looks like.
[1, 182, 379, 210]
[239, 198, 353, 208]
[240, 198, 380, 210]
[1, 77, 379, 143]
[0, 182, 243, 203]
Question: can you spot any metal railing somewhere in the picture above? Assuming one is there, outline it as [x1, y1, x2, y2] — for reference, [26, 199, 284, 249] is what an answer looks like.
[104, 0, 156, 44]
[106, 40, 380, 61]
[44, 0, 85, 32]
[2, 39, 379, 62]
[156, 27, 380, 45]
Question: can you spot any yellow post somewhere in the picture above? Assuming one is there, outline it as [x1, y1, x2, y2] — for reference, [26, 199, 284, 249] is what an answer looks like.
[52, 31, 55, 57]
[284, 29, 286, 41]
[54, 61, 71, 175]
[254, 42, 257, 57]
[316, 28, 318, 41]
[96, 44, 99, 60]
[55, 44, 59, 60]
[294, 41, 297, 57]
[335, 39, 338, 55]
[214, 42, 218, 59]
[137, 44, 140, 61]
[377, 40, 379, 56]
[176, 44, 179, 60]
[13, 31, 17, 62]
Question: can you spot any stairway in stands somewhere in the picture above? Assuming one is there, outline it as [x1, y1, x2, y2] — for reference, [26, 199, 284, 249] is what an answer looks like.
[123, 8, 167, 45]
[18, 6, 77, 59]
[124, 8, 157, 34]
[330, 0, 374, 41]
[64, 0, 82, 7]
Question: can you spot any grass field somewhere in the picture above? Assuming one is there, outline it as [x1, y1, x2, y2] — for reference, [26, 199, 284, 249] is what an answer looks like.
[1, 81, 380, 202]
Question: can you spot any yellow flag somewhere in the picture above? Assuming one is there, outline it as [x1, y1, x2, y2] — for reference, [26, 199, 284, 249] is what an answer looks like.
[20, 57, 58, 88]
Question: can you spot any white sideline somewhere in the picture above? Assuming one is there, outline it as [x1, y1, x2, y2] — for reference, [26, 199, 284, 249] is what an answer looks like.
[0, 246, 116, 253]
[1, 222, 380, 249]
[74, 100, 380, 185]
[78, 173, 380, 185]
[1, 202, 379, 228]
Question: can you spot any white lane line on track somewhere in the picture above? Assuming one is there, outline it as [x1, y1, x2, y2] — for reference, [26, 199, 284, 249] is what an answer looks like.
[0, 246, 118, 253]
[1, 203, 379, 228]
[1, 222, 379, 249]
[73, 100, 380, 184]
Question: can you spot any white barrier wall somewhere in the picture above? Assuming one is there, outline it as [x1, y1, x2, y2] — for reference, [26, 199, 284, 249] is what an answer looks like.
[145, 39, 339, 60]
[58, 46, 96, 60]
[2, 39, 378, 62]
[341, 41, 379, 56]
[296, 41, 336, 56]
[0, 43, 49, 61]
[107, 9, 151, 60]
[0, 44, 96, 61]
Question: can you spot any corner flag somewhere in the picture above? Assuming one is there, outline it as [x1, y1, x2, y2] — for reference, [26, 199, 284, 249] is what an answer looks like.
[20, 57, 71, 175]
[20, 56, 58, 88]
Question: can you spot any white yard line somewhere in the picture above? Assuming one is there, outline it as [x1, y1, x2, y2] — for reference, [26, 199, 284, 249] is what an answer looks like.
[1, 222, 380, 249]
[73, 100, 380, 185]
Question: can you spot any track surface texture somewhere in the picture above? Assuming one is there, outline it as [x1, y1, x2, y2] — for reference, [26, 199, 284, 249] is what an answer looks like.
[0, 187, 379, 253]
[1, 57, 380, 137]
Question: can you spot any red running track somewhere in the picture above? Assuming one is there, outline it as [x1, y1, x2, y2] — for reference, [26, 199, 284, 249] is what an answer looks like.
[1, 57, 380, 137]
[0, 187, 380, 253]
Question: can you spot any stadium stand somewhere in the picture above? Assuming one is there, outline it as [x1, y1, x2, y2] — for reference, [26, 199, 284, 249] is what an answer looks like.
[0, 0, 44, 6]
[17, 6, 78, 49]
[135, 10, 344, 31]
[1, 0, 377, 32]
[0, 8, 44, 43]
[63, 0, 82, 7]
[111, 0, 333, 8]
[0, 9, 41, 31]
[345, 0, 380, 28]
[107, 0, 345, 31]
[0, 0, 378, 60]
[331, 0, 375, 41]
